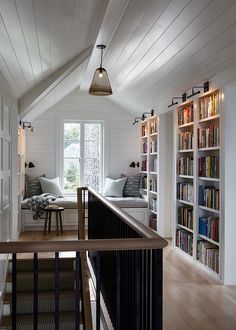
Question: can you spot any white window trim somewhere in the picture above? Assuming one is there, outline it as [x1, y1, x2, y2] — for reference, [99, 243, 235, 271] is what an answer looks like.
[56, 119, 104, 195]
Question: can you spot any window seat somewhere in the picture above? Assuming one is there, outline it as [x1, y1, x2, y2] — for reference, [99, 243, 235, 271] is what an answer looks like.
[21, 196, 148, 231]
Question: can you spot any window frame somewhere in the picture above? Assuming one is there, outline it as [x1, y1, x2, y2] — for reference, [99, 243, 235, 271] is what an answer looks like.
[59, 119, 104, 195]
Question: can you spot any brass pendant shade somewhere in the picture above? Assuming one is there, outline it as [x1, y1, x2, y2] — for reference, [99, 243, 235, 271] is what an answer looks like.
[89, 45, 113, 96]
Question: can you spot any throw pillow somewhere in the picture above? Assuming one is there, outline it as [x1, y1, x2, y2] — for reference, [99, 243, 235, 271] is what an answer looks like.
[39, 177, 63, 197]
[121, 173, 141, 197]
[25, 174, 45, 198]
[103, 177, 127, 197]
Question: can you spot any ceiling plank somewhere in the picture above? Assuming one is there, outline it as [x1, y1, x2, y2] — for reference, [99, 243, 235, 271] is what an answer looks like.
[19, 46, 93, 121]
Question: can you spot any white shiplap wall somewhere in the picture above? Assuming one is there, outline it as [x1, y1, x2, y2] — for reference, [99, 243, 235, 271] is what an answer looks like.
[25, 91, 140, 181]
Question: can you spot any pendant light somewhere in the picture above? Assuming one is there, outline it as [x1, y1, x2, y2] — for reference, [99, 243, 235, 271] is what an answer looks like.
[89, 44, 113, 96]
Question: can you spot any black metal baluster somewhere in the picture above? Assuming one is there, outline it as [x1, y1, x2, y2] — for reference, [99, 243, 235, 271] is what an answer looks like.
[135, 250, 141, 330]
[152, 249, 163, 330]
[147, 250, 151, 330]
[96, 252, 101, 330]
[115, 251, 121, 330]
[12, 253, 17, 330]
[55, 252, 60, 330]
[75, 252, 80, 330]
[33, 253, 38, 330]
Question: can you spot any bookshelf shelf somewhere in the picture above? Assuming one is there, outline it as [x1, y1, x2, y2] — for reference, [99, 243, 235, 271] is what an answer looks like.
[140, 115, 159, 231]
[178, 200, 194, 206]
[199, 114, 220, 123]
[198, 205, 220, 214]
[178, 224, 194, 233]
[178, 149, 194, 153]
[198, 234, 220, 246]
[198, 177, 220, 182]
[178, 122, 194, 128]
[178, 175, 194, 179]
[174, 89, 222, 278]
[198, 147, 220, 151]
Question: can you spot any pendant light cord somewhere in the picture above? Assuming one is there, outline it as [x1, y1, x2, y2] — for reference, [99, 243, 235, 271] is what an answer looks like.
[100, 47, 103, 68]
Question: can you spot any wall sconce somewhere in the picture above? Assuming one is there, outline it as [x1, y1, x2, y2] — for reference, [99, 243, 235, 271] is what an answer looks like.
[141, 109, 154, 121]
[133, 117, 142, 125]
[129, 161, 140, 168]
[20, 120, 34, 132]
[187, 81, 209, 99]
[168, 93, 187, 108]
[25, 161, 35, 168]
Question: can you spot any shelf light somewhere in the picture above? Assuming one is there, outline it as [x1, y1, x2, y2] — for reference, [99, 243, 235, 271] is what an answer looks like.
[187, 81, 209, 99]
[168, 93, 187, 108]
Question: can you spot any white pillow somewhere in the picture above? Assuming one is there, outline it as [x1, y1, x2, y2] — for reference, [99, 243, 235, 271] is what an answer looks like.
[103, 177, 127, 197]
[39, 177, 63, 197]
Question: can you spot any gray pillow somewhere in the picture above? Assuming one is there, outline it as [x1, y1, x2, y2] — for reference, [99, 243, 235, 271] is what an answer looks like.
[121, 173, 141, 197]
[103, 177, 127, 197]
[25, 174, 45, 198]
[38, 177, 63, 197]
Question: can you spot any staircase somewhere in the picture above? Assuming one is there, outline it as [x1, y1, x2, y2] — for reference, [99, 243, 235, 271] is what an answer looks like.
[0, 257, 84, 329]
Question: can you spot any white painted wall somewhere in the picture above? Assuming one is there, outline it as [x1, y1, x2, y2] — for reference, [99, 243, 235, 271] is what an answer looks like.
[0, 70, 18, 319]
[25, 91, 140, 183]
[223, 82, 236, 285]
[158, 112, 173, 238]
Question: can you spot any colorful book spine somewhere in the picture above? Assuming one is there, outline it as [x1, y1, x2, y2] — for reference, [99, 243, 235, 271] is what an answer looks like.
[198, 156, 220, 178]
[178, 207, 193, 230]
[198, 186, 220, 210]
[199, 217, 219, 242]
[176, 229, 193, 255]
[141, 125, 148, 137]
[178, 157, 193, 176]
[199, 93, 219, 120]
[179, 131, 193, 150]
[177, 182, 194, 203]
[198, 240, 219, 273]
[178, 105, 194, 125]
[198, 125, 220, 148]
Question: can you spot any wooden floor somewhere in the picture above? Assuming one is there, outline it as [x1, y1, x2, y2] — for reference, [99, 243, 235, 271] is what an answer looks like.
[19, 231, 236, 330]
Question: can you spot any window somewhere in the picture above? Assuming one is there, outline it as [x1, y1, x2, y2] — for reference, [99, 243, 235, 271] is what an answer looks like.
[62, 121, 103, 194]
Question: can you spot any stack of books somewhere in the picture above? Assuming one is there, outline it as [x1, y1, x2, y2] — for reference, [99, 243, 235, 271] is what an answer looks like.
[198, 125, 220, 148]
[178, 157, 193, 176]
[177, 182, 194, 203]
[176, 229, 193, 255]
[179, 131, 193, 150]
[178, 207, 193, 230]
[198, 240, 219, 273]
[199, 93, 219, 119]
[199, 186, 220, 210]
[198, 156, 220, 178]
[199, 217, 219, 242]
[178, 105, 194, 125]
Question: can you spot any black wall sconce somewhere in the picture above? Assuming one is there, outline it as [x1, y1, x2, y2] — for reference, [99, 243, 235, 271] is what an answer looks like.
[25, 161, 35, 168]
[141, 109, 154, 121]
[129, 161, 140, 168]
[133, 117, 142, 125]
[187, 81, 209, 99]
[20, 120, 34, 132]
[168, 93, 187, 108]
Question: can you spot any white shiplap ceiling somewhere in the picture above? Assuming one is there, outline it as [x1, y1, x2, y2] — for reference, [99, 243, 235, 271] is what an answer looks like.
[1, 0, 236, 118]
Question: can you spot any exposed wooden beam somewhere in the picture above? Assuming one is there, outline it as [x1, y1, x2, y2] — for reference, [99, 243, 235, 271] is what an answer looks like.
[19, 46, 93, 121]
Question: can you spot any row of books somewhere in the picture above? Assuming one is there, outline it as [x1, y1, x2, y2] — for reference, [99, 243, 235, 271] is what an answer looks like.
[178, 105, 194, 126]
[142, 142, 148, 154]
[142, 176, 147, 189]
[176, 229, 193, 256]
[199, 93, 219, 120]
[198, 125, 220, 148]
[198, 240, 219, 273]
[177, 157, 193, 176]
[150, 158, 157, 172]
[198, 156, 220, 178]
[141, 160, 147, 172]
[150, 141, 157, 153]
[178, 207, 193, 230]
[150, 121, 157, 134]
[151, 198, 158, 212]
[141, 125, 148, 137]
[199, 186, 220, 210]
[179, 131, 194, 150]
[150, 179, 157, 192]
[199, 217, 219, 242]
[177, 182, 194, 204]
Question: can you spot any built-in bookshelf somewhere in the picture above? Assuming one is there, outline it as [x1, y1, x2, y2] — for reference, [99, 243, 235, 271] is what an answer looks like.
[140, 115, 159, 231]
[174, 89, 223, 278]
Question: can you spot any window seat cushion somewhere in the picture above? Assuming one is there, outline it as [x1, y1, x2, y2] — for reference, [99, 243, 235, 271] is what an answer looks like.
[21, 197, 78, 210]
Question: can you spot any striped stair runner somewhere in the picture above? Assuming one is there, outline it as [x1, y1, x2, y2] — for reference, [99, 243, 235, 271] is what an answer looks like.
[0, 258, 83, 330]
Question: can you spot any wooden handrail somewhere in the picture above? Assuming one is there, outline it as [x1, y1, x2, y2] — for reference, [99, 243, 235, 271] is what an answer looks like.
[0, 238, 167, 254]
[88, 187, 167, 241]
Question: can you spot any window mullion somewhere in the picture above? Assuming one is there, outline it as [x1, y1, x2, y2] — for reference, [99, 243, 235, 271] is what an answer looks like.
[80, 123, 85, 186]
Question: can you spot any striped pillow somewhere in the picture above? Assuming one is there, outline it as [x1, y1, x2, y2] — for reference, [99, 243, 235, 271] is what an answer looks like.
[121, 174, 141, 197]
[25, 174, 45, 198]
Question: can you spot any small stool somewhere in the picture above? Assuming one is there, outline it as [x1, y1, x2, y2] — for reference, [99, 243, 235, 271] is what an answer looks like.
[44, 206, 64, 236]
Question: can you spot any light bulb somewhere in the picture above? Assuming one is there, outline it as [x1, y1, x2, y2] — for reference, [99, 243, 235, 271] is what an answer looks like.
[99, 72, 103, 78]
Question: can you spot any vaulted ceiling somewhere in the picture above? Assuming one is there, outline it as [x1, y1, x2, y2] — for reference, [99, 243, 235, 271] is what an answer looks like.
[1, 0, 236, 119]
